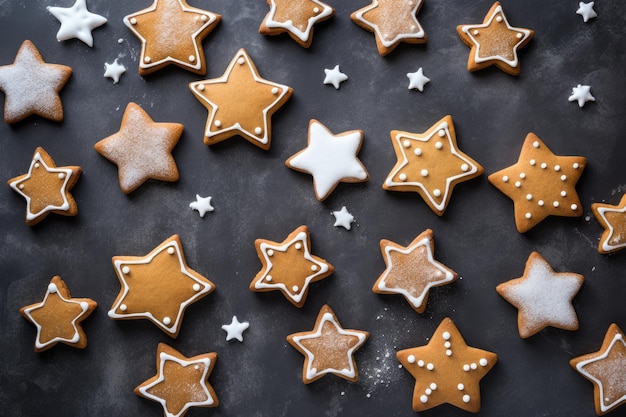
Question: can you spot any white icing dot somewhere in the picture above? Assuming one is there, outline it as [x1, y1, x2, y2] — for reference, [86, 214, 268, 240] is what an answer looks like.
[122, 266, 130, 274]
[573, 163, 580, 169]
[561, 191, 567, 197]
[519, 172, 526, 179]
[425, 388, 432, 395]
[144, 57, 151, 63]
[311, 264, 319, 271]
[538, 200, 545, 207]
[515, 181, 521, 188]
[438, 129, 445, 138]
[433, 189, 441, 197]
[167, 247, 175, 255]
[444, 341, 451, 348]
[255, 127, 262, 135]
[463, 394, 471, 403]
[237, 57, 245, 65]
[420, 395, 428, 403]
[266, 275, 272, 282]
[163, 317, 171, 325]
[435, 141, 443, 150]
[292, 285, 299, 292]
[18, 184, 24, 189]
[271, 87, 279, 94]
[414, 148, 422, 156]
[34, 163, 40, 168]
[571, 204, 578, 211]
[479, 358, 488, 366]
[533, 141, 540, 148]
[473, 29, 479, 35]
[496, 15, 503, 22]
[617, 334, 623, 341]
[130, 18, 137, 25]
[214, 120, 221, 127]
[295, 242, 302, 250]
[470, 363, 477, 370]
[461, 164, 469, 172]
[530, 159, 536, 166]
[561, 175, 567, 181]
[188, 55, 195, 62]
[197, 84, 205, 92]
[516, 32, 523, 39]
[458, 383, 465, 390]
[194, 365, 200, 370]
[502, 176, 509, 183]
[430, 383, 437, 390]
[446, 349, 452, 356]
[267, 249, 275, 257]
[399, 173, 407, 181]
[192, 283, 201, 291]
[463, 364, 470, 371]
[525, 213, 532, 219]
[313, 7, 320, 13]
[120, 304, 127, 311]
[58, 173, 65, 179]
[541, 162, 547, 169]
[201, 14, 208, 22]
[426, 363, 434, 370]
[554, 165, 561, 171]
[403, 139, 411, 148]
[48, 283, 58, 293]
[407, 355, 416, 364]
[421, 169, 429, 177]
[417, 360, 424, 367]
[526, 194, 533, 200]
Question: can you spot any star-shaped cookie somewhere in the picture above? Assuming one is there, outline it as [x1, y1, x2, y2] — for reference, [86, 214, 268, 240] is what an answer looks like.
[488, 133, 586, 233]
[287, 304, 368, 383]
[397, 317, 497, 412]
[570, 324, 626, 415]
[136, 343, 218, 417]
[250, 225, 333, 307]
[124, 0, 221, 75]
[0, 40, 72, 124]
[373, 229, 458, 314]
[108, 235, 214, 337]
[189, 49, 293, 150]
[592, 194, 626, 254]
[286, 119, 368, 201]
[48, 0, 107, 47]
[457, 2, 533, 75]
[94, 102, 183, 194]
[259, 0, 334, 48]
[20, 276, 97, 352]
[8, 147, 81, 226]
[496, 252, 584, 338]
[383, 115, 483, 216]
[351, 0, 427, 56]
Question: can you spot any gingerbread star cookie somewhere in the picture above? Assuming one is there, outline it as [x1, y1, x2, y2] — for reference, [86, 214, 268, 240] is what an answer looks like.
[94, 102, 183, 194]
[124, 0, 220, 75]
[351, 0, 427, 56]
[488, 133, 586, 233]
[397, 317, 498, 412]
[259, 0, 334, 48]
[189, 49, 293, 150]
[570, 324, 626, 415]
[592, 194, 626, 254]
[457, 2, 534, 75]
[108, 235, 214, 337]
[496, 252, 584, 338]
[136, 343, 218, 417]
[373, 229, 458, 314]
[287, 304, 368, 383]
[8, 147, 81, 226]
[0, 40, 72, 124]
[20, 276, 97, 352]
[383, 115, 483, 216]
[250, 225, 333, 307]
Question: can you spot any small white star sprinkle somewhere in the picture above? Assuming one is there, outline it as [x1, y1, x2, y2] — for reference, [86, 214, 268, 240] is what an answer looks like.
[221, 316, 250, 342]
[568, 84, 595, 107]
[323, 65, 348, 89]
[104, 59, 126, 83]
[576, 2, 597, 22]
[47, 0, 107, 47]
[332, 206, 355, 230]
[407, 67, 430, 92]
[189, 194, 214, 217]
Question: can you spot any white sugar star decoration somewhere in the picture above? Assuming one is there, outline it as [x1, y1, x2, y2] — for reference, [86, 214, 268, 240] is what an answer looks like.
[189, 194, 214, 217]
[104, 59, 126, 84]
[332, 206, 355, 230]
[48, 0, 107, 47]
[576, 2, 597, 22]
[323, 65, 348, 89]
[407, 67, 430, 92]
[221, 316, 250, 342]
[568, 84, 595, 107]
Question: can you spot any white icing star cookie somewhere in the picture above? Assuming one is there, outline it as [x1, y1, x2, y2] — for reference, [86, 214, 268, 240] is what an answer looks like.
[48, 0, 107, 47]
[323, 65, 348, 89]
[332, 206, 355, 230]
[568, 84, 595, 107]
[576, 2, 597, 23]
[189, 194, 214, 217]
[104, 59, 126, 83]
[407, 67, 430, 92]
[221, 316, 249, 342]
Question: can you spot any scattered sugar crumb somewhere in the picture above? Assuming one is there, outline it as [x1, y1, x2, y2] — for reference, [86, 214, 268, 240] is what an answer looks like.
[118, 38, 124, 44]
[366, 393, 371, 398]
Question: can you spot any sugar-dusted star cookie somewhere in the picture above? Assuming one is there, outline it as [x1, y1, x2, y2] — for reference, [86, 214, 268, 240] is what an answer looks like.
[488, 133, 586, 233]
[569, 84, 595, 108]
[221, 316, 249, 342]
[8, 147, 81, 226]
[332, 206, 354, 230]
[351, 0, 427, 56]
[397, 317, 497, 412]
[104, 58, 126, 83]
[373, 229, 458, 314]
[457, 2, 533, 76]
[286, 119, 368, 201]
[250, 225, 333, 307]
[94, 102, 183, 194]
[189, 49, 293, 150]
[570, 324, 626, 415]
[592, 194, 626, 254]
[496, 252, 584, 338]
[136, 343, 218, 417]
[323, 65, 348, 89]
[383, 115, 483, 216]
[20, 276, 97, 352]
[108, 235, 215, 337]
[576, 2, 597, 23]
[124, 0, 221, 75]
[0, 40, 72, 124]
[48, 0, 107, 47]
[259, 0, 334, 48]
[287, 304, 368, 384]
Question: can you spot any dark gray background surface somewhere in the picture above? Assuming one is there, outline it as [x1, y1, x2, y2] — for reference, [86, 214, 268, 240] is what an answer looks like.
[1, 1, 625, 416]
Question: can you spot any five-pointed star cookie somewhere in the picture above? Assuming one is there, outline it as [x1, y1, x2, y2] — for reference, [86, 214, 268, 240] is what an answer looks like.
[407, 67, 430, 92]
[592, 194, 626, 254]
[569, 84, 595, 107]
[287, 304, 368, 383]
[189, 49, 293, 150]
[221, 316, 250, 342]
[0, 40, 72, 124]
[570, 324, 626, 415]
[20, 276, 97, 352]
[259, 0, 335, 48]
[189, 194, 214, 217]
[373, 229, 458, 314]
[94, 102, 183, 194]
[48, 0, 107, 47]
[576, 2, 597, 23]
[286, 119, 368, 201]
[124, 0, 221, 75]
[383, 115, 483, 216]
[488, 133, 586, 233]
[136, 343, 218, 417]
[496, 252, 584, 338]
[351, 0, 427, 56]
[457, 2, 534, 75]
[250, 225, 333, 307]
[103, 59, 126, 83]
[323, 65, 348, 89]
[397, 317, 497, 413]
[8, 147, 81, 226]
[332, 206, 355, 230]
[108, 234, 215, 337]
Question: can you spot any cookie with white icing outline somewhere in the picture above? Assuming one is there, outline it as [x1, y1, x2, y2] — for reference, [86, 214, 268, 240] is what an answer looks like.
[592, 194, 626, 254]
[259, 0, 334, 48]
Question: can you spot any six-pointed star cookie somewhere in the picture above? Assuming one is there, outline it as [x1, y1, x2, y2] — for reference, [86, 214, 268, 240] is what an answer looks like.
[48, 0, 107, 47]
[592, 194, 626, 254]
[189, 49, 293, 150]
[8, 147, 81, 226]
[383, 115, 483, 216]
[351, 0, 427, 56]
[108, 234, 214, 337]
[287, 304, 368, 384]
[136, 343, 218, 417]
[94, 102, 183, 194]
[397, 317, 497, 412]
[373, 229, 458, 314]
[286, 119, 368, 201]
[124, 0, 220, 75]
[20, 276, 97, 352]
[496, 252, 584, 338]
[259, 0, 334, 48]
[570, 324, 626, 415]
[488, 133, 586, 233]
[457, 2, 533, 75]
[250, 225, 333, 307]
[0, 40, 72, 124]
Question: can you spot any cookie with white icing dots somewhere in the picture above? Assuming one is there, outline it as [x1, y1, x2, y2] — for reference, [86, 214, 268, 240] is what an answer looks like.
[592, 193, 626, 254]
